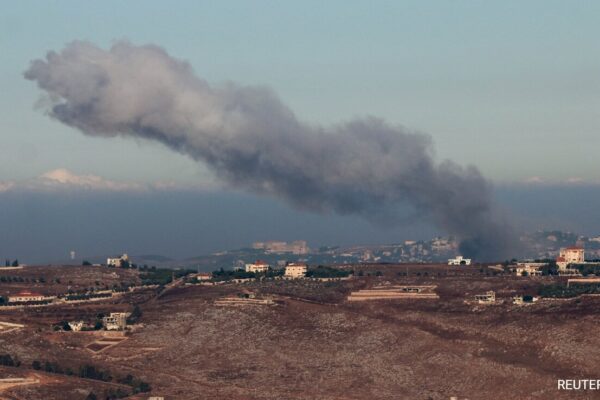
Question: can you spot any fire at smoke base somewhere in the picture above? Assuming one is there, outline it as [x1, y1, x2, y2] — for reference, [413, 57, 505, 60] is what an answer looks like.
[24, 40, 517, 260]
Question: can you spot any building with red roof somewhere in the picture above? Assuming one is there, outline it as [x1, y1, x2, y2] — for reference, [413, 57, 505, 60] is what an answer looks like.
[245, 260, 270, 273]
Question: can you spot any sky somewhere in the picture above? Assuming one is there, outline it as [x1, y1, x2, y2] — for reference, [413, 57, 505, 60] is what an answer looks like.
[0, 1, 599, 262]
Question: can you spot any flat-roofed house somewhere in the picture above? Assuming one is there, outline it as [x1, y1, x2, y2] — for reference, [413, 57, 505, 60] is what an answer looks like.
[284, 263, 307, 278]
[557, 246, 584, 269]
[102, 312, 129, 331]
[8, 291, 47, 303]
[245, 260, 269, 274]
[107, 253, 129, 267]
[448, 256, 471, 266]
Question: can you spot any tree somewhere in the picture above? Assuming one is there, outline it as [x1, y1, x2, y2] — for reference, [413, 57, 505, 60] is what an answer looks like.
[82, 260, 92, 266]
[32, 360, 41, 370]
[11, 259, 18, 267]
[85, 393, 97, 400]
[127, 305, 142, 324]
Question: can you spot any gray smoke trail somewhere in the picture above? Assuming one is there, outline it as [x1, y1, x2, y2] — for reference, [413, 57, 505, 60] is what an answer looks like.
[24, 41, 516, 260]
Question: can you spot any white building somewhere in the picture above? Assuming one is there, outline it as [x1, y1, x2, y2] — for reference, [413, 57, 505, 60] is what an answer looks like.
[68, 321, 87, 331]
[556, 246, 584, 269]
[8, 291, 48, 303]
[515, 264, 542, 277]
[475, 291, 496, 304]
[107, 254, 129, 267]
[252, 241, 309, 255]
[448, 256, 471, 266]
[284, 263, 307, 278]
[245, 260, 270, 274]
[196, 272, 212, 281]
[102, 312, 129, 331]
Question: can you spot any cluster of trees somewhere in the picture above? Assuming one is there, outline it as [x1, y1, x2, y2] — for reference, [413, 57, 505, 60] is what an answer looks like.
[572, 263, 600, 276]
[210, 268, 256, 282]
[64, 292, 112, 301]
[3, 259, 19, 267]
[0, 276, 45, 283]
[306, 266, 351, 278]
[359, 270, 382, 277]
[117, 373, 151, 393]
[126, 305, 142, 324]
[139, 268, 194, 286]
[30, 359, 151, 395]
[0, 354, 20, 367]
[538, 283, 600, 298]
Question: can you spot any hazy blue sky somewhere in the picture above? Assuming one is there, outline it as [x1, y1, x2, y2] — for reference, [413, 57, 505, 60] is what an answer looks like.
[1, 1, 599, 262]
[2, 0, 599, 184]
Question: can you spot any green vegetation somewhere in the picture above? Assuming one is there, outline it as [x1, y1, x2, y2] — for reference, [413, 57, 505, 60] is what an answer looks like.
[306, 266, 351, 278]
[573, 263, 600, 276]
[64, 292, 112, 301]
[0, 354, 19, 367]
[538, 283, 600, 298]
[117, 374, 151, 393]
[28, 358, 151, 395]
[127, 305, 142, 324]
[539, 261, 559, 276]
[139, 267, 195, 285]
[211, 268, 256, 281]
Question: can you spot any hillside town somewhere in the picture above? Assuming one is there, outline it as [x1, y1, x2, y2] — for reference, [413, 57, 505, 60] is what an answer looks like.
[1, 232, 600, 399]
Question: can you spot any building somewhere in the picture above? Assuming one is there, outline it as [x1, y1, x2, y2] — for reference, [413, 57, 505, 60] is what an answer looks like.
[68, 321, 87, 331]
[245, 260, 270, 274]
[196, 272, 212, 281]
[252, 240, 309, 255]
[107, 253, 129, 267]
[556, 247, 585, 269]
[284, 263, 307, 278]
[448, 256, 471, 266]
[475, 291, 495, 304]
[102, 313, 129, 331]
[8, 291, 47, 303]
[515, 264, 542, 277]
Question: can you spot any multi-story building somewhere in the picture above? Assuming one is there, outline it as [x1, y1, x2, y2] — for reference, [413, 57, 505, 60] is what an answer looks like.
[245, 260, 270, 274]
[557, 246, 585, 269]
[107, 253, 129, 267]
[252, 241, 309, 255]
[102, 312, 129, 331]
[284, 263, 307, 278]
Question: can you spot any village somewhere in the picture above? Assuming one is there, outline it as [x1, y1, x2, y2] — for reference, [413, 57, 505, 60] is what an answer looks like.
[0, 242, 599, 399]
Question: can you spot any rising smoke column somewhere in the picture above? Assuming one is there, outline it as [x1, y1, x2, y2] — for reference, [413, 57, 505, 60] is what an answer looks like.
[24, 41, 516, 260]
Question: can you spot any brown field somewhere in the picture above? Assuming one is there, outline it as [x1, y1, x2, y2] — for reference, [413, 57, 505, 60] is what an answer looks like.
[0, 264, 599, 399]
[0, 265, 140, 297]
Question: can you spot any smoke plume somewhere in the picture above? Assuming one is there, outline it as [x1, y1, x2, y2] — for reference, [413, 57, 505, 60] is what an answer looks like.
[24, 41, 516, 260]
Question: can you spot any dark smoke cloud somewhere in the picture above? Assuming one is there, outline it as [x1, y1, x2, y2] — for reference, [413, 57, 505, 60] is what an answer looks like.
[24, 40, 517, 260]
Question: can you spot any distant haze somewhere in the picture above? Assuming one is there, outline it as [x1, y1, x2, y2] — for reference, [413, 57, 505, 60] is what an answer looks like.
[25, 41, 517, 259]
[0, 184, 599, 264]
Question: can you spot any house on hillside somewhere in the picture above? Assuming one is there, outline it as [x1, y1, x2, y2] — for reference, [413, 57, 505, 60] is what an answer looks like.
[556, 246, 584, 270]
[196, 272, 212, 281]
[448, 256, 471, 266]
[107, 254, 129, 267]
[245, 260, 269, 273]
[474, 291, 496, 304]
[8, 291, 49, 303]
[284, 263, 307, 278]
[102, 312, 129, 331]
